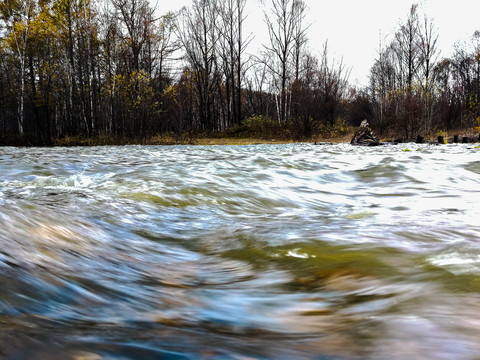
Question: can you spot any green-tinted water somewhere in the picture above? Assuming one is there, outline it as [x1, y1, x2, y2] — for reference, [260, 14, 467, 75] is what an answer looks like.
[1, 143, 480, 359]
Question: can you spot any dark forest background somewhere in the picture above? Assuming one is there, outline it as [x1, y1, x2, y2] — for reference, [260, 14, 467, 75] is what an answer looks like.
[1, 0, 479, 145]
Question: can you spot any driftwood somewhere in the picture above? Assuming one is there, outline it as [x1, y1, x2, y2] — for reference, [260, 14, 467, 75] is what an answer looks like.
[351, 120, 381, 146]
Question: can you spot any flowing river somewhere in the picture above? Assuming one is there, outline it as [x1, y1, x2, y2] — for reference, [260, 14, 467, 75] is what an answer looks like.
[1, 143, 480, 359]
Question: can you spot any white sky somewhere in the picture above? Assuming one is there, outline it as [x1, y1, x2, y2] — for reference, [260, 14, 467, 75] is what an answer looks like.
[156, 0, 480, 87]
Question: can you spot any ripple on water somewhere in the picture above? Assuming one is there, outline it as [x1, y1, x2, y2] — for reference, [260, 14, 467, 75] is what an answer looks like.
[464, 160, 480, 175]
[2, 143, 480, 359]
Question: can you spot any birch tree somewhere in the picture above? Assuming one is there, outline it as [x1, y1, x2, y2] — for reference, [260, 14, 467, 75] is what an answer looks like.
[263, 0, 308, 124]
[178, 0, 221, 130]
[216, 0, 251, 127]
[0, 0, 36, 135]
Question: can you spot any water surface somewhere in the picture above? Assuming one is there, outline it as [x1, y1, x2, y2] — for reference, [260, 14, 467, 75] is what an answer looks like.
[1, 143, 480, 359]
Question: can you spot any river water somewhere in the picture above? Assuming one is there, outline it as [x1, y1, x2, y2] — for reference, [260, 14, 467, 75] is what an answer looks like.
[1, 143, 480, 359]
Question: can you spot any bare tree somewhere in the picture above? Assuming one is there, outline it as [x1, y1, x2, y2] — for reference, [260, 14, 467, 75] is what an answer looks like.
[244, 58, 273, 117]
[318, 42, 350, 126]
[155, 12, 180, 88]
[450, 32, 480, 128]
[110, 0, 155, 74]
[178, 0, 221, 131]
[391, 4, 422, 91]
[370, 4, 424, 138]
[216, 0, 252, 126]
[369, 36, 397, 134]
[418, 12, 439, 132]
[262, 0, 308, 124]
[291, 0, 308, 81]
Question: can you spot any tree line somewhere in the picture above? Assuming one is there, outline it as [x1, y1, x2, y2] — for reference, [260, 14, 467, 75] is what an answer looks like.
[0, 0, 479, 145]
[368, 4, 480, 140]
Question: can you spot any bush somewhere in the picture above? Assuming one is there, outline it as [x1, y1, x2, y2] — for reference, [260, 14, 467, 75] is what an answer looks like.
[223, 115, 289, 139]
[314, 117, 354, 140]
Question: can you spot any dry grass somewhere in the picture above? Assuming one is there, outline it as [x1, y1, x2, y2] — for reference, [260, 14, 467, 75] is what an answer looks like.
[52, 134, 350, 146]
[191, 138, 298, 145]
[314, 133, 353, 144]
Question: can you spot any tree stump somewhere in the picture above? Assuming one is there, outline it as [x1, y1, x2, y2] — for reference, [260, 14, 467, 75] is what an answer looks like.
[453, 135, 459, 143]
[416, 135, 424, 144]
[438, 136, 445, 144]
[462, 136, 469, 143]
[351, 120, 380, 145]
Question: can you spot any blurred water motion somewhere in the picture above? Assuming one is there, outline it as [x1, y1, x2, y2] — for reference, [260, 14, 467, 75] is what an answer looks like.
[1, 143, 480, 359]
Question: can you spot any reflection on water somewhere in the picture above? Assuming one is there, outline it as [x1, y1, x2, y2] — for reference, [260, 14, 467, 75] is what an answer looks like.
[1, 143, 480, 359]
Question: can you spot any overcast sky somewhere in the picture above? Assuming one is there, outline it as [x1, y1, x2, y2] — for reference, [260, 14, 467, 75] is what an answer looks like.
[157, 0, 480, 87]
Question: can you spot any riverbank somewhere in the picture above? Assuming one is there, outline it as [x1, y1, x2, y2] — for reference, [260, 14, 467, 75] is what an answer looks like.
[2, 129, 479, 146]
[49, 135, 306, 147]
[48, 133, 349, 146]
[1, 122, 356, 146]
[0, 133, 315, 147]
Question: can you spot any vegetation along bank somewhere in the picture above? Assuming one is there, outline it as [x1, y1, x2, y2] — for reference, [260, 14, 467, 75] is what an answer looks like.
[1, 1, 479, 146]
